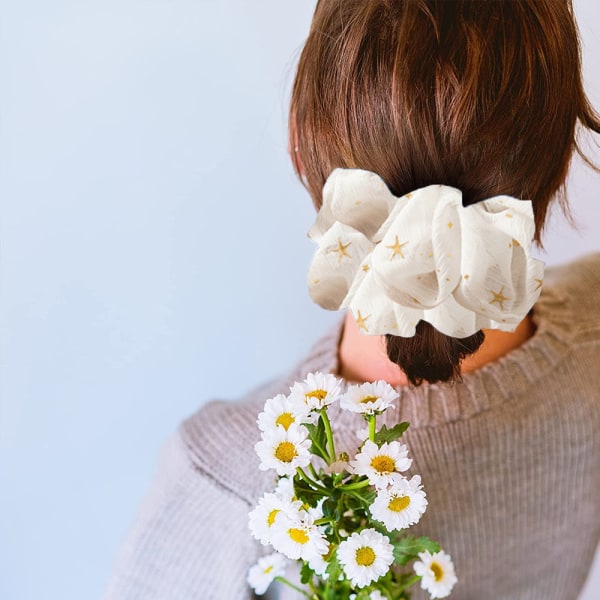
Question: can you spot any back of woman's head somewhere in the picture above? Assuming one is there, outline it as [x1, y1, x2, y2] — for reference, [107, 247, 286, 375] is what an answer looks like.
[290, 0, 600, 386]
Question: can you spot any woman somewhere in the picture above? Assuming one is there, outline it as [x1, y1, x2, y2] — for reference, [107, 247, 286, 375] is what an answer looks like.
[104, 1, 600, 598]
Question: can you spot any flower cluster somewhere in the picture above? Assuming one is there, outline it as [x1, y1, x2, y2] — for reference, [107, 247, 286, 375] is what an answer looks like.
[248, 372, 457, 599]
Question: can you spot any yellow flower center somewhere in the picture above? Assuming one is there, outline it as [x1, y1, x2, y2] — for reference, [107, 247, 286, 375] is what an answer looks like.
[275, 441, 297, 463]
[355, 546, 376, 566]
[267, 509, 279, 526]
[305, 389, 328, 402]
[264, 565, 273, 574]
[388, 495, 411, 512]
[431, 561, 444, 582]
[288, 528, 309, 544]
[370, 455, 395, 473]
[360, 395, 379, 404]
[275, 412, 295, 430]
[304, 390, 327, 402]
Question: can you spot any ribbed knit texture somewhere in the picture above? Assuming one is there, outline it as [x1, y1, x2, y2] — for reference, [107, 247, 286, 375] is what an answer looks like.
[103, 253, 600, 600]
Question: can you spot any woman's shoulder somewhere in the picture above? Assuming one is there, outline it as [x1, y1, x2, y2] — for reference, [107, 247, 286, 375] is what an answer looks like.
[541, 252, 600, 336]
[176, 323, 342, 501]
[176, 379, 290, 502]
[545, 252, 600, 293]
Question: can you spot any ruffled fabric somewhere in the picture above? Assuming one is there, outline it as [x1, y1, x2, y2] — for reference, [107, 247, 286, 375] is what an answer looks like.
[307, 168, 544, 338]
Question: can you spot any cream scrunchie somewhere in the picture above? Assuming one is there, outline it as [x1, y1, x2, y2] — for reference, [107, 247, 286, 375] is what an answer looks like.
[307, 168, 544, 338]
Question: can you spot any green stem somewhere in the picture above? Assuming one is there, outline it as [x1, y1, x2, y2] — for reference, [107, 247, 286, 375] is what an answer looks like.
[297, 467, 330, 494]
[368, 414, 376, 442]
[314, 516, 335, 526]
[274, 576, 313, 598]
[320, 409, 336, 464]
[339, 478, 371, 491]
[397, 574, 421, 592]
[308, 432, 329, 463]
[308, 463, 319, 479]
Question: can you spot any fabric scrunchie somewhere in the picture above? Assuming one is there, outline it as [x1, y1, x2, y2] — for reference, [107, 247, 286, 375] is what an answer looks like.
[307, 168, 544, 338]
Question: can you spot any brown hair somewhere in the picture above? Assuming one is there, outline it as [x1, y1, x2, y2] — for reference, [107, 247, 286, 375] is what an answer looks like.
[289, 0, 600, 386]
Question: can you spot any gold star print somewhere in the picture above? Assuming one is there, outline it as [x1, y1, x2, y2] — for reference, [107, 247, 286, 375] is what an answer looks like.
[355, 310, 370, 332]
[489, 287, 511, 311]
[385, 235, 408, 260]
[534, 278, 543, 291]
[331, 238, 352, 263]
[361, 264, 370, 272]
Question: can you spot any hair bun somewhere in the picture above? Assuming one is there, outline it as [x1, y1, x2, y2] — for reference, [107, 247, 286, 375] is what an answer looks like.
[385, 323, 485, 386]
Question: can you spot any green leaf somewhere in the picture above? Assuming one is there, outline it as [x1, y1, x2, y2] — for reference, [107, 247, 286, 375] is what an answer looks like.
[305, 419, 329, 461]
[392, 535, 441, 565]
[293, 475, 325, 507]
[322, 493, 342, 520]
[300, 561, 313, 585]
[325, 550, 342, 583]
[374, 422, 410, 445]
[342, 487, 376, 513]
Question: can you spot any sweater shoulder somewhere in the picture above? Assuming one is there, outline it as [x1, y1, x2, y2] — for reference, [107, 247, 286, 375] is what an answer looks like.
[178, 379, 287, 503]
[542, 252, 600, 338]
[177, 321, 342, 501]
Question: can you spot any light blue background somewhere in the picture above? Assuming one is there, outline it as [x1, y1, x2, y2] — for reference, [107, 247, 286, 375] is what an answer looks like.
[0, 2, 599, 599]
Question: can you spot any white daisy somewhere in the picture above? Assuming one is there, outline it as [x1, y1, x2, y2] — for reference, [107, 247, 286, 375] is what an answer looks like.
[248, 489, 302, 546]
[288, 371, 342, 412]
[270, 509, 329, 561]
[255, 423, 312, 476]
[337, 528, 394, 589]
[308, 548, 330, 577]
[247, 552, 288, 595]
[340, 380, 397, 415]
[273, 476, 296, 502]
[413, 550, 458, 599]
[350, 440, 412, 487]
[370, 475, 428, 531]
[257, 393, 310, 433]
[324, 457, 350, 474]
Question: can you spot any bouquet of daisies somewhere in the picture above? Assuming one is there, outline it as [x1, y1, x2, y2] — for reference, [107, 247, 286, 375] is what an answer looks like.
[247, 372, 457, 599]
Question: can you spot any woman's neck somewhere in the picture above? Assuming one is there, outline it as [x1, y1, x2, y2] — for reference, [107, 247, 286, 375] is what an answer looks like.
[337, 311, 536, 386]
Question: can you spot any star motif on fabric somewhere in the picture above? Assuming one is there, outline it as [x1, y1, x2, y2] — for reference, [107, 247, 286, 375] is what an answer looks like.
[534, 278, 543, 291]
[489, 287, 511, 310]
[330, 238, 352, 263]
[385, 235, 407, 260]
[361, 264, 370, 272]
[355, 310, 370, 332]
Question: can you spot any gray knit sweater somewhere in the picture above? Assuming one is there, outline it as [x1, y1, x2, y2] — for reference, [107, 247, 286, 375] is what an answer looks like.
[103, 253, 600, 600]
